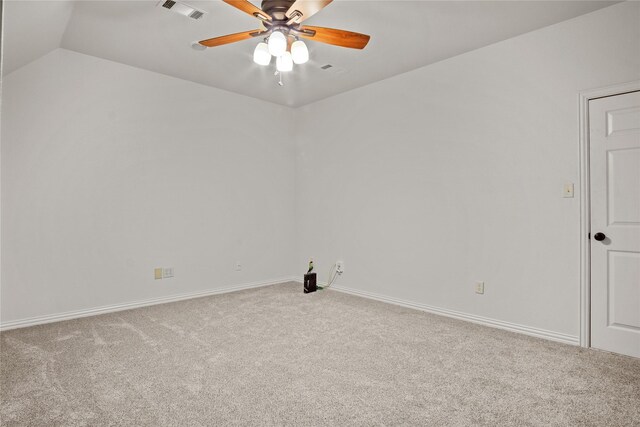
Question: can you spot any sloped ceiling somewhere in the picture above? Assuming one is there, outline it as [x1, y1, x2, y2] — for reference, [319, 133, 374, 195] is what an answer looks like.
[2, 0, 620, 107]
[2, 0, 74, 75]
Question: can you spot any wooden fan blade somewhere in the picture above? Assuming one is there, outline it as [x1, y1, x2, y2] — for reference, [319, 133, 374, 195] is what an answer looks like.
[199, 29, 264, 47]
[286, 0, 332, 24]
[299, 26, 370, 49]
[223, 0, 271, 22]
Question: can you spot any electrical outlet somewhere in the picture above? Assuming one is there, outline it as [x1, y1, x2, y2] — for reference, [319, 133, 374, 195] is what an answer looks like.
[336, 261, 344, 274]
[475, 281, 485, 294]
[154, 268, 163, 280]
[235, 262, 242, 271]
[163, 267, 174, 278]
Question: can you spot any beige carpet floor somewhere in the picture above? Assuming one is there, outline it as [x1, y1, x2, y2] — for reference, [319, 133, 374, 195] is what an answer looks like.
[1, 282, 639, 426]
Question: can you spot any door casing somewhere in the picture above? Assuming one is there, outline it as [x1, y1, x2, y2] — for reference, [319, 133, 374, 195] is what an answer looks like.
[578, 80, 640, 348]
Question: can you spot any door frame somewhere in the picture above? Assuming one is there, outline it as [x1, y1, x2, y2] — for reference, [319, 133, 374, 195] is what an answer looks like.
[578, 80, 640, 348]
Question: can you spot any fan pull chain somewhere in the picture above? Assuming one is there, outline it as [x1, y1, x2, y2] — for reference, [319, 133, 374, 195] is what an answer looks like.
[274, 70, 284, 87]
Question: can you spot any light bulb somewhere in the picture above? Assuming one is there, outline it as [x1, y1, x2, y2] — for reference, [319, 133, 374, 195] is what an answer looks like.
[291, 40, 309, 64]
[268, 31, 287, 57]
[276, 52, 293, 72]
[253, 42, 271, 66]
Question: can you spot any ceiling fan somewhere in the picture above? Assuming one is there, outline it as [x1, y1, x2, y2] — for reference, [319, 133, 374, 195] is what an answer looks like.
[197, 0, 370, 74]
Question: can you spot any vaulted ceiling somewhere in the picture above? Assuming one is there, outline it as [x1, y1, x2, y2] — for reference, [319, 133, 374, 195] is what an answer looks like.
[2, 0, 619, 107]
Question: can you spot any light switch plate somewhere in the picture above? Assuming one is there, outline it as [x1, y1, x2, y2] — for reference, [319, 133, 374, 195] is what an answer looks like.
[154, 268, 163, 280]
[475, 281, 485, 294]
[163, 268, 174, 278]
[563, 183, 574, 198]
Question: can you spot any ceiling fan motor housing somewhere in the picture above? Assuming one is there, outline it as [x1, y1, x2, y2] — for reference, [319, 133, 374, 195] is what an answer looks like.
[261, 0, 297, 22]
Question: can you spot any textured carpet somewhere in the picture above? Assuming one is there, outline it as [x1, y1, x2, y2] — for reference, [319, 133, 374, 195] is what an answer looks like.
[1, 282, 639, 426]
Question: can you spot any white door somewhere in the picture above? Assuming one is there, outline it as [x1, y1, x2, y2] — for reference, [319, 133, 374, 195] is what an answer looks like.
[590, 90, 640, 358]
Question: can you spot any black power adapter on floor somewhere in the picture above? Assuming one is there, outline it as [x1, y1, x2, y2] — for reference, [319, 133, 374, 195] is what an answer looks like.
[304, 273, 317, 293]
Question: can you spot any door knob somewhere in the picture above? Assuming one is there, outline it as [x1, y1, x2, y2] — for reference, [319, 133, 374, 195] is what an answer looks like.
[594, 232, 606, 241]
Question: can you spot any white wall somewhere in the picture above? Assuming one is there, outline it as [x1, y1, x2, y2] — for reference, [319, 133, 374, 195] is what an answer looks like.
[295, 2, 640, 340]
[2, 3, 639, 339]
[1, 49, 296, 323]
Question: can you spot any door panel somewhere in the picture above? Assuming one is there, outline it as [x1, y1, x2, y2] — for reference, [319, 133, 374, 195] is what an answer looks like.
[608, 148, 640, 225]
[590, 91, 640, 358]
[608, 250, 640, 331]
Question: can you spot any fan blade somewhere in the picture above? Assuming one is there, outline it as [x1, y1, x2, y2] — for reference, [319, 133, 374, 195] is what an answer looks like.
[299, 26, 370, 49]
[199, 29, 264, 47]
[223, 0, 271, 22]
[286, 0, 332, 24]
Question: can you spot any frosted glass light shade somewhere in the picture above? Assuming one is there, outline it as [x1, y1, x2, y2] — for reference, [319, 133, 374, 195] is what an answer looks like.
[253, 42, 271, 66]
[291, 40, 309, 64]
[276, 52, 293, 72]
[268, 31, 287, 57]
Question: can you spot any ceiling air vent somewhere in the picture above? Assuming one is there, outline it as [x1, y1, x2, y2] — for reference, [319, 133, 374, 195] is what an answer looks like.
[189, 10, 204, 20]
[320, 64, 347, 75]
[158, 0, 206, 20]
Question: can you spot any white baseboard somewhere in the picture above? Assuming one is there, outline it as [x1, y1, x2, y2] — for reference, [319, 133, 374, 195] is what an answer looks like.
[0, 277, 297, 332]
[325, 284, 579, 346]
[2, 278, 580, 346]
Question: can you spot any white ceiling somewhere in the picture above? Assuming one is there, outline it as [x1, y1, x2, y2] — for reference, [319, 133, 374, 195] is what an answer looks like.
[2, 0, 619, 107]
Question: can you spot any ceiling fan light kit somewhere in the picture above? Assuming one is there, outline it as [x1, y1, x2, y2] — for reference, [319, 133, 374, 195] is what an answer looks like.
[197, 0, 370, 83]
[291, 40, 309, 64]
[253, 42, 271, 65]
[276, 51, 294, 72]
[267, 30, 288, 56]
